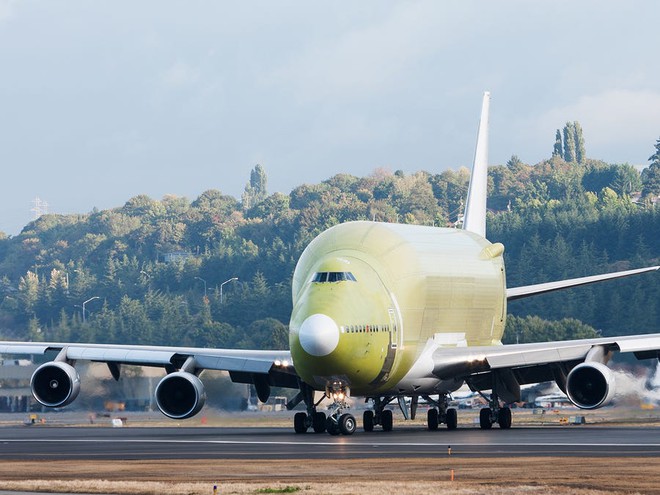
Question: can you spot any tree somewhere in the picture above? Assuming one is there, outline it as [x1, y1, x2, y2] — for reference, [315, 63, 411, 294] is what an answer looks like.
[242, 164, 268, 209]
[502, 316, 599, 344]
[552, 129, 563, 157]
[18, 271, 40, 319]
[573, 121, 586, 164]
[506, 155, 523, 172]
[642, 137, 660, 196]
[611, 164, 642, 196]
[563, 122, 576, 162]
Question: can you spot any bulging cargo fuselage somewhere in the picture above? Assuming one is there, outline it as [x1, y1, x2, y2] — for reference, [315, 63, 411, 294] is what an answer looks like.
[289, 220, 507, 397]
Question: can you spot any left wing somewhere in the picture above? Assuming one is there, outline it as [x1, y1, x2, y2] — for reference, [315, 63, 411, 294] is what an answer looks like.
[426, 333, 660, 408]
[0, 341, 298, 418]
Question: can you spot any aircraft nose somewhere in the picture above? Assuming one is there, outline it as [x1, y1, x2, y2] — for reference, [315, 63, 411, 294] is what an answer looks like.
[298, 313, 340, 356]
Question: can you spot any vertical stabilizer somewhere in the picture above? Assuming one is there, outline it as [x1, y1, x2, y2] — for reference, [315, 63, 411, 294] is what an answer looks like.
[462, 91, 490, 238]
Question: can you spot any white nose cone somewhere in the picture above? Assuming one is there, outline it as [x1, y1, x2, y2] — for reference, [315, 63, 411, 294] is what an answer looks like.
[298, 313, 340, 356]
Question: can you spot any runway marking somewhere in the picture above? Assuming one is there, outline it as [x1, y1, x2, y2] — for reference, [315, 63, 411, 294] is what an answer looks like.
[2, 438, 660, 448]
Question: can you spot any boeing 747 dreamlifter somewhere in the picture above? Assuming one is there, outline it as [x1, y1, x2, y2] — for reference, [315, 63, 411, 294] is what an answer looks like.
[1, 92, 658, 435]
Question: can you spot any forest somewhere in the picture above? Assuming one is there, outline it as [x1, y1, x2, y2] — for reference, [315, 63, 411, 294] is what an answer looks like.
[0, 129, 659, 350]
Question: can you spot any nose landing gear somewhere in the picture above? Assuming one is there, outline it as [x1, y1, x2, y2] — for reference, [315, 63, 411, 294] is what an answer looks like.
[291, 380, 356, 435]
[324, 382, 356, 435]
[326, 412, 357, 435]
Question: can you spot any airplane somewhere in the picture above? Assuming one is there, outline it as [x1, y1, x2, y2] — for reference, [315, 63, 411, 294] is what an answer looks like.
[1, 92, 659, 435]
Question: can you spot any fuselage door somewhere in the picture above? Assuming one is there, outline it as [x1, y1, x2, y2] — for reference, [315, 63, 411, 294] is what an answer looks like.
[388, 308, 398, 349]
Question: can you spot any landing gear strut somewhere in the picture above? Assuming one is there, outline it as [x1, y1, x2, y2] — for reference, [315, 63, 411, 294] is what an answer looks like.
[423, 394, 458, 431]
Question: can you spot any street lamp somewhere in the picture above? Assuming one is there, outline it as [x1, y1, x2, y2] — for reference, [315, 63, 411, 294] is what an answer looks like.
[194, 276, 207, 298]
[220, 277, 238, 304]
[82, 296, 100, 323]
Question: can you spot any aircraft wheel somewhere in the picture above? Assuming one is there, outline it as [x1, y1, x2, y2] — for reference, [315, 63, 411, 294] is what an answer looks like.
[326, 416, 340, 436]
[498, 407, 512, 429]
[427, 408, 439, 431]
[382, 409, 393, 432]
[294, 412, 308, 434]
[363, 410, 374, 432]
[446, 408, 458, 430]
[339, 413, 357, 435]
[479, 408, 493, 430]
[313, 412, 326, 433]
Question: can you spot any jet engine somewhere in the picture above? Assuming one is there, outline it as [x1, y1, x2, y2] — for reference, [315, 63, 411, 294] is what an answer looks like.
[154, 371, 206, 419]
[30, 361, 81, 408]
[566, 361, 616, 409]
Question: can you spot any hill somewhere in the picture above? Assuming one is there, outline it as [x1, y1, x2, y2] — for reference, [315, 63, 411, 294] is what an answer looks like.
[0, 156, 658, 348]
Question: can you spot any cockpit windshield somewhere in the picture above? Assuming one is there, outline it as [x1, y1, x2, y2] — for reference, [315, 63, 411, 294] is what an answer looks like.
[311, 272, 357, 283]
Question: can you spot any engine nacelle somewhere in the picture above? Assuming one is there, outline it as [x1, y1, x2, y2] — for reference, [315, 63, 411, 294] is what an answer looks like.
[155, 371, 206, 419]
[30, 361, 81, 408]
[566, 361, 616, 409]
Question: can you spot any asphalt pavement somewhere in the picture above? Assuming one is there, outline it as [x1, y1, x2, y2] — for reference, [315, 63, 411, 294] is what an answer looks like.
[1, 424, 659, 459]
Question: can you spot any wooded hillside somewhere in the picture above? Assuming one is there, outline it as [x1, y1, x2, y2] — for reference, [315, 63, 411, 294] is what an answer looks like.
[1, 140, 659, 349]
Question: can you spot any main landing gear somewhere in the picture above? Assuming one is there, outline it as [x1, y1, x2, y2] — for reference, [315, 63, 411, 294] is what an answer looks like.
[362, 395, 457, 432]
[423, 395, 458, 431]
[477, 389, 512, 430]
[291, 381, 356, 436]
[363, 396, 395, 432]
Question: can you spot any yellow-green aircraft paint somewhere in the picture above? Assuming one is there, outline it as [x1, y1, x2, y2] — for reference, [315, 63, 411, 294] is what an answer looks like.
[288, 92, 502, 403]
[289, 221, 506, 397]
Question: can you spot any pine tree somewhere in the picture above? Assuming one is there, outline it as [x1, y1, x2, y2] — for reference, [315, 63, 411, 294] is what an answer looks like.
[642, 137, 660, 196]
[573, 121, 586, 164]
[552, 129, 563, 157]
[563, 122, 576, 162]
[650, 137, 660, 164]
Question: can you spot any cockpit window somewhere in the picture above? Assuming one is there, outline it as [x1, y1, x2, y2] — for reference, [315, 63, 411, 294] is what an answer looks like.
[311, 272, 357, 283]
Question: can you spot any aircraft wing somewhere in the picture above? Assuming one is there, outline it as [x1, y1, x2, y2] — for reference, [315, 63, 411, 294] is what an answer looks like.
[430, 333, 660, 404]
[0, 341, 298, 389]
[506, 265, 659, 301]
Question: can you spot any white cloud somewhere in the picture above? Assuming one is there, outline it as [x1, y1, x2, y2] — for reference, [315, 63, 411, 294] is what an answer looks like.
[161, 61, 201, 89]
[266, 4, 455, 102]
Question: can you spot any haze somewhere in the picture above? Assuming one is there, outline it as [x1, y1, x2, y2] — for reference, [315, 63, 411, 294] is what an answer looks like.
[1, 1, 659, 235]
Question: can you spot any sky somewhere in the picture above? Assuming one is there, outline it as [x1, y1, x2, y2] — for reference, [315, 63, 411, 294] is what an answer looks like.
[1, 1, 660, 235]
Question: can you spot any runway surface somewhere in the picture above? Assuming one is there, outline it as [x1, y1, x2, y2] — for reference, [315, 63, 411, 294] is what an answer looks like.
[1, 425, 659, 459]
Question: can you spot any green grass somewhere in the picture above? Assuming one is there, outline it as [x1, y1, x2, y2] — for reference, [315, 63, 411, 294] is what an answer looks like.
[254, 487, 301, 494]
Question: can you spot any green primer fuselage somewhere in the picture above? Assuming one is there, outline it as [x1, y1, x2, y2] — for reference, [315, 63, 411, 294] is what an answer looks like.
[289, 221, 506, 397]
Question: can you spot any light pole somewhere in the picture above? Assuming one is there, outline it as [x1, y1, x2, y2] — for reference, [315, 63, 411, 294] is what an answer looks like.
[220, 277, 238, 304]
[194, 276, 207, 298]
[82, 296, 100, 323]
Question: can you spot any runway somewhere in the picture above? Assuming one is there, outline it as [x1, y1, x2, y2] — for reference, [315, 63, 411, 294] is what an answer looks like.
[1, 425, 659, 459]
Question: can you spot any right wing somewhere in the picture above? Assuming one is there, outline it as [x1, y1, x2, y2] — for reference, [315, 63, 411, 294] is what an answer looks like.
[506, 265, 659, 301]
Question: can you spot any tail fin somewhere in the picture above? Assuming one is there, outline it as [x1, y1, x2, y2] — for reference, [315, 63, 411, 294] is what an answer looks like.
[462, 91, 490, 238]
